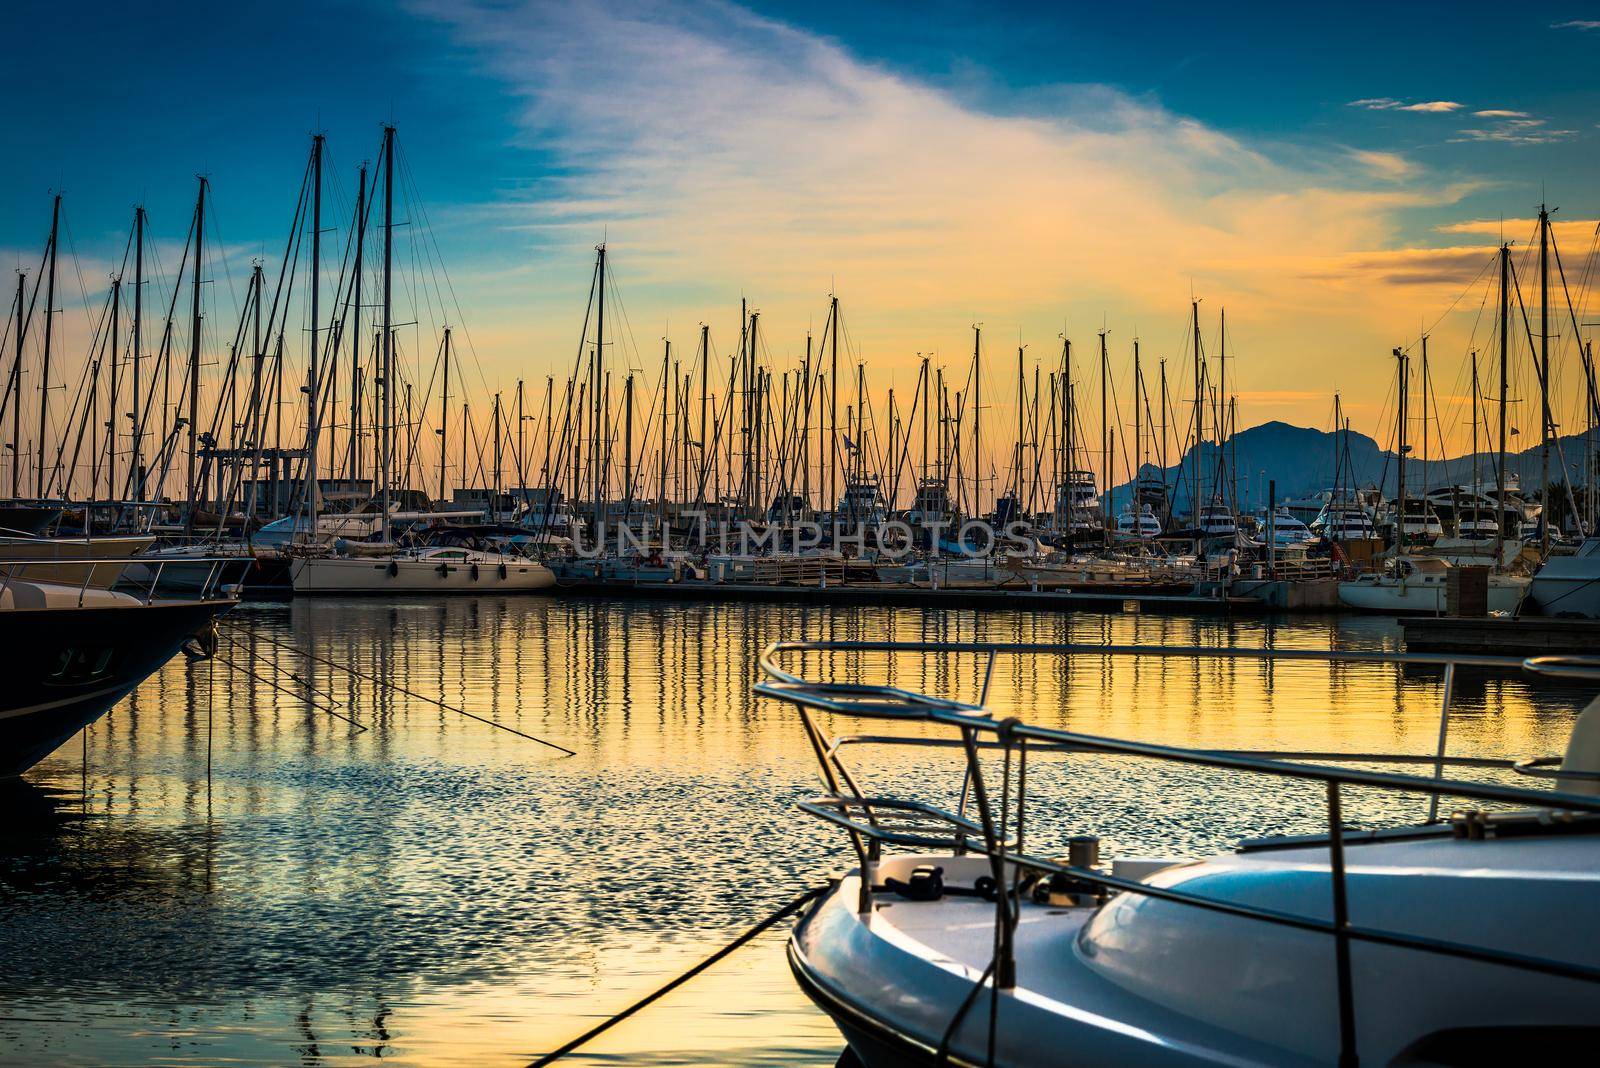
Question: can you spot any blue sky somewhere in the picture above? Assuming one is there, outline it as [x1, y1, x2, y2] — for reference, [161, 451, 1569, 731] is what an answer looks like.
[4, 1, 1599, 444]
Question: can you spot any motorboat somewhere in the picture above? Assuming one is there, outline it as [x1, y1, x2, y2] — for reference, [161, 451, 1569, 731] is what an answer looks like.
[1312, 499, 1376, 542]
[1, 560, 235, 776]
[755, 639, 1600, 1068]
[1529, 536, 1600, 619]
[1388, 498, 1445, 543]
[1256, 506, 1314, 548]
[1337, 555, 1529, 615]
[289, 544, 556, 594]
[1114, 505, 1162, 540]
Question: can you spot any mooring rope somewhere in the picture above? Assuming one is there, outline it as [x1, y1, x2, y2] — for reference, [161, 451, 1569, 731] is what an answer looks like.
[525, 884, 828, 1067]
[219, 621, 575, 756]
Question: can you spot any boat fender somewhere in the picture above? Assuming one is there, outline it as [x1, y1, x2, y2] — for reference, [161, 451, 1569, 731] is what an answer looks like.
[180, 624, 219, 662]
[498, 562, 508, 579]
[883, 864, 944, 901]
[387, 561, 399, 577]
[438, 563, 449, 577]
[471, 563, 480, 580]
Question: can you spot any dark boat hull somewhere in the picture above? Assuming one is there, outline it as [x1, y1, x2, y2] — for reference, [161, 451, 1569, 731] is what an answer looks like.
[0, 599, 231, 776]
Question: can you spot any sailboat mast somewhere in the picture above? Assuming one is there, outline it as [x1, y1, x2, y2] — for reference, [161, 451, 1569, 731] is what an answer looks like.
[593, 244, 606, 532]
[1099, 329, 1108, 536]
[380, 124, 395, 542]
[1538, 205, 1551, 554]
[1190, 299, 1202, 521]
[1471, 351, 1480, 534]
[183, 179, 205, 533]
[306, 134, 324, 531]
[971, 324, 980, 517]
[349, 163, 366, 489]
[131, 207, 144, 502]
[439, 328, 450, 503]
[10, 270, 22, 499]
[37, 194, 60, 499]
[1496, 242, 1509, 562]
[1133, 340, 1142, 508]
[1395, 347, 1407, 555]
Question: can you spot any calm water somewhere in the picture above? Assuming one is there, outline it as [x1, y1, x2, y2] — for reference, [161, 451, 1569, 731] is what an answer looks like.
[0, 598, 1588, 1066]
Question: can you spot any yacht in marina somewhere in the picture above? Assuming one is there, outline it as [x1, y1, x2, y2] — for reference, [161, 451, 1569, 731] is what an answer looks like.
[1529, 536, 1600, 619]
[1337, 554, 1530, 614]
[1113, 504, 1162, 540]
[1256, 506, 1315, 548]
[757, 639, 1600, 1068]
[289, 540, 556, 594]
[1, 557, 235, 776]
[1312, 498, 1377, 542]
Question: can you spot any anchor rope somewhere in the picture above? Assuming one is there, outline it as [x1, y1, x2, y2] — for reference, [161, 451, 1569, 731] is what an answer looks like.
[526, 884, 827, 1067]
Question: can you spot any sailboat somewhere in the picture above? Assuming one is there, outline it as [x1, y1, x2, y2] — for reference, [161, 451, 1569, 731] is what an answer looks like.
[288, 127, 555, 596]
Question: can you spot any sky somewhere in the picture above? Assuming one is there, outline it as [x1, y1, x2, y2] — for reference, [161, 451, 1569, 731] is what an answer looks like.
[4, 0, 1600, 478]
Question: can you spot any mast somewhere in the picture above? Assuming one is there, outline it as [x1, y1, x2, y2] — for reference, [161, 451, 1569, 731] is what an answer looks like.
[829, 296, 840, 518]
[1014, 343, 1024, 504]
[1159, 358, 1168, 517]
[1538, 204, 1551, 554]
[971, 324, 980, 518]
[37, 194, 60, 499]
[623, 373, 634, 523]
[1133, 339, 1142, 508]
[131, 207, 144, 502]
[1495, 242, 1509, 562]
[1099, 329, 1109, 536]
[1470, 351, 1480, 536]
[107, 274, 120, 501]
[349, 163, 366, 490]
[1395, 346, 1407, 555]
[1191, 300, 1202, 521]
[305, 134, 324, 532]
[493, 391, 503, 520]
[592, 244, 605, 532]
[10, 270, 23, 499]
[659, 337, 670, 533]
[380, 124, 395, 542]
[183, 179, 205, 532]
[439, 329, 450, 504]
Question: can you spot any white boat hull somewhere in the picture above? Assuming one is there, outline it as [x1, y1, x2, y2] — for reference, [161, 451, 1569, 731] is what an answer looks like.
[1337, 577, 1527, 615]
[290, 555, 556, 594]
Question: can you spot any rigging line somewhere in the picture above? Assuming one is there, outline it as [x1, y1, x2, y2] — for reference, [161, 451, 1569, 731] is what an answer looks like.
[524, 884, 827, 1068]
[213, 650, 366, 732]
[217, 621, 576, 756]
[218, 633, 352, 720]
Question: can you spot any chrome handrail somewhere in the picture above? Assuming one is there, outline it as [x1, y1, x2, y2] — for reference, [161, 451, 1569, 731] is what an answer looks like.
[755, 639, 1600, 1065]
[0, 553, 248, 605]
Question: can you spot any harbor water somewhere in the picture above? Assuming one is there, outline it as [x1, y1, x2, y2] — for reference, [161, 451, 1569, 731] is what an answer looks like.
[0, 598, 1587, 1066]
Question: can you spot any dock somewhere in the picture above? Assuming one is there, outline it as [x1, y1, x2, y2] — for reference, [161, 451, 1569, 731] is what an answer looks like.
[1400, 615, 1600, 656]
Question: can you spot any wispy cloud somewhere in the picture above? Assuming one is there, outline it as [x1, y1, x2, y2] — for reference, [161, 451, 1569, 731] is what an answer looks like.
[1551, 20, 1600, 30]
[1348, 98, 1463, 113]
[408, 0, 1492, 429]
[1348, 148, 1418, 180]
[1450, 116, 1576, 145]
[1473, 109, 1529, 118]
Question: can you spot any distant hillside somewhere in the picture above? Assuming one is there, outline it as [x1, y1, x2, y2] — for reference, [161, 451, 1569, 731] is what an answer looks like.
[1106, 420, 1598, 511]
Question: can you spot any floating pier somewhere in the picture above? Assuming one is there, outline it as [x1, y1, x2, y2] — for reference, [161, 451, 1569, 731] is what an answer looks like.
[1400, 615, 1600, 655]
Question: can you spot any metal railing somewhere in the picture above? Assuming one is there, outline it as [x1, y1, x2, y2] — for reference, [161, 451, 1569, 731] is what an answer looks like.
[754, 639, 1600, 1066]
[0, 553, 249, 607]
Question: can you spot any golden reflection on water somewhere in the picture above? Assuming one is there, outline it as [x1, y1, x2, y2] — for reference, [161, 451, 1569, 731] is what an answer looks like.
[0, 598, 1587, 1066]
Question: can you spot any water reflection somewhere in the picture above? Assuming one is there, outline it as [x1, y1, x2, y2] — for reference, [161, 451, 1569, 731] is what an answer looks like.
[0, 599, 1587, 1066]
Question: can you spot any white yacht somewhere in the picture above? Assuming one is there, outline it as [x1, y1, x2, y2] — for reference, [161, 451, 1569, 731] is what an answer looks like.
[1529, 537, 1600, 619]
[290, 545, 556, 594]
[1256, 506, 1314, 548]
[1195, 500, 1237, 539]
[1113, 505, 1161, 540]
[756, 640, 1600, 1068]
[1338, 555, 1529, 615]
[1312, 499, 1377, 541]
